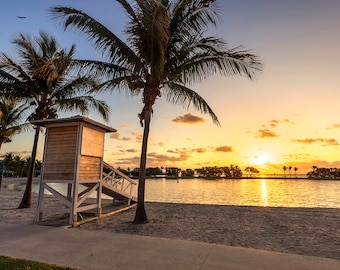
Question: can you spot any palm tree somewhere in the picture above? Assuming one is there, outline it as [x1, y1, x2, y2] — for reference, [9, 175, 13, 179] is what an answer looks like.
[294, 167, 298, 178]
[283, 166, 287, 178]
[0, 30, 110, 208]
[50, 0, 262, 223]
[288, 166, 292, 178]
[0, 98, 28, 149]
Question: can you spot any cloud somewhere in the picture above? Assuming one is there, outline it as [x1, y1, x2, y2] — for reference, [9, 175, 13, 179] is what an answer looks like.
[167, 147, 206, 155]
[110, 131, 131, 141]
[119, 149, 139, 153]
[193, 148, 206, 153]
[270, 120, 279, 127]
[291, 138, 339, 146]
[269, 119, 295, 127]
[326, 123, 340, 130]
[172, 113, 205, 124]
[119, 124, 133, 129]
[148, 152, 191, 162]
[132, 131, 143, 142]
[256, 129, 278, 138]
[110, 131, 121, 139]
[215, 146, 233, 152]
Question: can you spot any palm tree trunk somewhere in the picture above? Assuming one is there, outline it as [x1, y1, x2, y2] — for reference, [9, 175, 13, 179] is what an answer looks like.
[18, 126, 40, 209]
[133, 108, 151, 224]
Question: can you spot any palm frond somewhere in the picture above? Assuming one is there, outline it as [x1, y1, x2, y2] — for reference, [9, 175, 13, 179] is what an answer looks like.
[57, 96, 110, 122]
[116, 0, 138, 19]
[69, 59, 133, 81]
[49, 6, 141, 70]
[163, 82, 220, 126]
[0, 53, 32, 82]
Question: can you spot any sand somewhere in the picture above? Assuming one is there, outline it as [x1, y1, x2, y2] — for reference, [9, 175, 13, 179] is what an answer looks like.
[0, 180, 339, 261]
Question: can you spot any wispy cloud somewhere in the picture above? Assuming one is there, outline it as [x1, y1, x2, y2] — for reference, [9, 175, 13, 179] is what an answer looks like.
[326, 123, 340, 130]
[119, 124, 133, 129]
[269, 119, 295, 127]
[110, 131, 132, 141]
[172, 113, 205, 124]
[110, 131, 121, 139]
[119, 149, 139, 153]
[256, 129, 278, 138]
[291, 138, 339, 146]
[132, 131, 143, 142]
[215, 146, 233, 152]
[193, 148, 206, 153]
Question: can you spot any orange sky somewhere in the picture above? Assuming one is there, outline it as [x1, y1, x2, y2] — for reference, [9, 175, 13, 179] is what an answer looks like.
[1, 1, 340, 175]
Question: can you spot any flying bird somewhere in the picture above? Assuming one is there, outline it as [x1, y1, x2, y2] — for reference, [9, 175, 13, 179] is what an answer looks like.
[17, 16, 27, 19]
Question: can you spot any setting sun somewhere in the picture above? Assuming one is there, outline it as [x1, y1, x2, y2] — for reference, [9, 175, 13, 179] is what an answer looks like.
[252, 153, 270, 166]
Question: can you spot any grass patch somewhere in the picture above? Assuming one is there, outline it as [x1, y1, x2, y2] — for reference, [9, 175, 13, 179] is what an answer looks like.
[0, 255, 79, 270]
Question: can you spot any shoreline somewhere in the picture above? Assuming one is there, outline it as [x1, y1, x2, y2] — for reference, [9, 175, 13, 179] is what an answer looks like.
[0, 186, 339, 261]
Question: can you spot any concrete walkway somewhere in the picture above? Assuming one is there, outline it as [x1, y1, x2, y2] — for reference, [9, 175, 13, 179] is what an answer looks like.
[0, 223, 339, 270]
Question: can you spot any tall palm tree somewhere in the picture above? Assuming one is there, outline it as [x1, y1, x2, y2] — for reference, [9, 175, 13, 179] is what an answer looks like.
[0, 30, 110, 208]
[50, 0, 262, 223]
[288, 166, 292, 178]
[283, 166, 287, 178]
[294, 167, 298, 178]
[0, 98, 28, 149]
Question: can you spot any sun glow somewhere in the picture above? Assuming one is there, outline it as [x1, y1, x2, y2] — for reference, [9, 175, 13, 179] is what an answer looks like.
[252, 153, 270, 166]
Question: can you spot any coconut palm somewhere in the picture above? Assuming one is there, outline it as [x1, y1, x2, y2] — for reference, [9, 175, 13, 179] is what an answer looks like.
[294, 167, 298, 178]
[0, 98, 28, 149]
[50, 0, 262, 223]
[283, 166, 287, 178]
[0, 30, 110, 208]
[288, 166, 292, 178]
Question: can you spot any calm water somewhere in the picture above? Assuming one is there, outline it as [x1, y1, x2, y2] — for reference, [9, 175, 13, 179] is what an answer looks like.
[29, 178, 340, 208]
[142, 178, 340, 208]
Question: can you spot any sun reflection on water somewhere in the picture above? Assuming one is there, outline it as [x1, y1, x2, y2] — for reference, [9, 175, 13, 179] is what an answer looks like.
[261, 179, 268, 206]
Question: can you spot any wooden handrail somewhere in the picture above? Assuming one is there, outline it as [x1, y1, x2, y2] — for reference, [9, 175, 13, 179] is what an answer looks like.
[103, 161, 137, 185]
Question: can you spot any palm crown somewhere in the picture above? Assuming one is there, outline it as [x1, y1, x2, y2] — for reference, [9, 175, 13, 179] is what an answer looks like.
[0, 30, 109, 122]
[50, 0, 261, 126]
[0, 98, 28, 148]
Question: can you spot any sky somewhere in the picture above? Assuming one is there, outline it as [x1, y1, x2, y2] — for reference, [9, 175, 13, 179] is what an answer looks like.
[1, 0, 340, 175]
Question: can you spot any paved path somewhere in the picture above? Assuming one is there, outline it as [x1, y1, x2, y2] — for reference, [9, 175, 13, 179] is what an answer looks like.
[0, 223, 339, 270]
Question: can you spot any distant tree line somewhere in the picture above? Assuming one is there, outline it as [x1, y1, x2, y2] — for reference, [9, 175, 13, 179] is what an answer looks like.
[1, 153, 260, 180]
[282, 165, 299, 178]
[1, 152, 42, 177]
[118, 165, 252, 179]
[306, 166, 340, 179]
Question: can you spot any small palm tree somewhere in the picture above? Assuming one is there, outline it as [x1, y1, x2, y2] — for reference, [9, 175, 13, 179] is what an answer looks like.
[294, 167, 298, 178]
[0, 98, 28, 149]
[51, 0, 262, 223]
[283, 166, 287, 178]
[0, 31, 110, 208]
[288, 166, 292, 178]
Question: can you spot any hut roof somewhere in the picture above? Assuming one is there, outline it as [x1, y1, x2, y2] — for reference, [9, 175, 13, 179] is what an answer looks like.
[30, 115, 117, 133]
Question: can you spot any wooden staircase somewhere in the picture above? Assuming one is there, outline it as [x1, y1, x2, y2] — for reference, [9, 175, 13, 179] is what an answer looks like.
[101, 161, 137, 204]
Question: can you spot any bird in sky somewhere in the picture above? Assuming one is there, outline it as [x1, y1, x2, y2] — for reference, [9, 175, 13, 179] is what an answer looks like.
[17, 16, 27, 19]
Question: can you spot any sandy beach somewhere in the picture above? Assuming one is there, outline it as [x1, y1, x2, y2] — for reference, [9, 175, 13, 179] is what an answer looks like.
[0, 180, 339, 261]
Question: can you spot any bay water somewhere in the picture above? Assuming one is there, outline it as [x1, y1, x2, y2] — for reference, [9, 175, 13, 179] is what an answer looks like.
[29, 178, 340, 208]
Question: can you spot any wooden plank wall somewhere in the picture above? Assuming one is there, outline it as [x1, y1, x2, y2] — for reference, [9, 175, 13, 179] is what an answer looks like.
[81, 126, 104, 157]
[43, 126, 78, 181]
[79, 155, 101, 182]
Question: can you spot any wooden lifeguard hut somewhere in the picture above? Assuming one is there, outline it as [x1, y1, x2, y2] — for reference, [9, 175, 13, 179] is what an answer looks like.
[32, 116, 137, 226]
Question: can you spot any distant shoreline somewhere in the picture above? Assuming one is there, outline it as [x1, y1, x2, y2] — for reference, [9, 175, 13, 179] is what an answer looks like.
[144, 175, 340, 181]
[3, 176, 340, 185]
